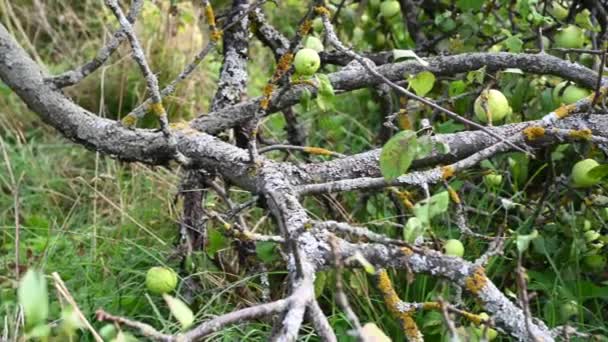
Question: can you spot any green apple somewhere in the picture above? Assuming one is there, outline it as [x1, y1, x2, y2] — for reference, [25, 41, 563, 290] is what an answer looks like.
[584, 230, 600, 242]
[554, 25, 585, 49]
[579, 53, 597, 68]
[559, 301, 578, 320]
[99, 324, 118, 341]
[474, 89, 512, 123]
[484, 173, 503, 187]
[294, 48, 321, 76]
[583, 254, 606, 270]
[375, 32, 386, 46]
[583, 219, 592, 231]
[380, 1, 401, 18]
[146, 266, 178, 295]
[369, 0, 381, 8]
[563, 85, 590, 104]
[553, 81, 590, 105]
[303, 36, 324, 52]
[312, 18, 324, 33]
[444, 239, 464, 257]
[571, 158, 600, 188]
[549, 3, 569, 20]
[488, 44, 503, 52]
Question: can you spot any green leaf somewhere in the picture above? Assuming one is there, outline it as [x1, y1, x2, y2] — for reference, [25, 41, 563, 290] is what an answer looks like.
[575, 9, 596, 31]
[299, 88, 312, 112]
[316, 74, 335, 112]
[207, 228, 229, 256]
[393, 49, 429, 66]
[504, 35, 523, 52]
[163, 294, 194, 329]
[516, 229, 539, 254]
[24, 324, 51, 339]
[413, 191, 450, 225]
[466, 66, 486, 84]
[17, 269, 49, 330]
[256, 241, 279, 263]
[408, 71, 436, 97]
[456, 0, 484, 11]
[448, 80, 467, 97]
[379, 130, 418, 180]
[60, 306, 85, 335]
[352, 252, 376, 274]
[404, 216, 426, 243]
[416, 135, 434, 159]
[314, 271, 327, 298]
[588, 164, 608, 179]
[508, 153, 529, 190]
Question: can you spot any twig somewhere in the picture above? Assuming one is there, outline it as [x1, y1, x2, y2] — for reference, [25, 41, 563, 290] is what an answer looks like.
[258, 144, 345, 158]
[328, 234, 363, 340]
[52, 272, 104, 342]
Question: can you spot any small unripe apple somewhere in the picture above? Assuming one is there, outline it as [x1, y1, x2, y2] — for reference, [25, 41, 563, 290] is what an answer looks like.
[583, 219, 592, 231]
[562, 86, 590, 104]
[559, 301, 578, 320]
[361, 13, 370, 24]
[303, 36, 324, 52]
[312, 18, 324, 33]
[375, 32, 386, 46]
[474, 89, 511, 123]
[553, 81, 590, 105]
[549, 3, 569, 20]
[579, 53, 597, 68]
[584, 230, 601, 243]
[146, 266, 178, 295]
[488, 44, 503, 52]
[444, 239, 464, 257]
[554, 25, 585, 49]
[380, 1, 401, 18]
[583, 254, 606, 270]
[484, 173, 503, 187]
[294, 48, 321, 76]
[571, 159, 600, 188]
[99, 324, 117, 341]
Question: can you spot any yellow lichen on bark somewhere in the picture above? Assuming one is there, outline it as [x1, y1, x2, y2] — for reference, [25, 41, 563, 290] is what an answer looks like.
[260, 84, 275, 109]
[393, 190, 414, 209]
[465, 267, 488, 294]
[120, 114, 137, 128]
[204, 3, 216, 27]
[298, 20, 312, 36]
[277, 53, 294, 75]
[554, 103, 577, 119]
[447, 186, 461, 204]
[568, 128, 592, 140]
[441, 165, 455, 179]
[401, 247, 414, 256]
[211, 30, 223, 42]
[314, 6, 331, 16]
[303, 146, 333, 156]
[376, 270, 423, 341]
[522, 126, 545, 140]
[148, 102, 166, 117]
